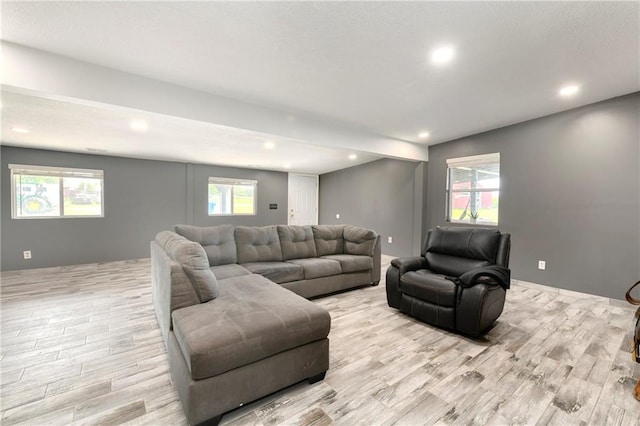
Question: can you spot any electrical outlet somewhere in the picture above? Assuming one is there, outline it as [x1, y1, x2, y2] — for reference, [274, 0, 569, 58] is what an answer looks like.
[336, 213, 340, 219]
[388, 236, 393, 244]
[538, 260, 546, 270]
[23, 250, 32, 260]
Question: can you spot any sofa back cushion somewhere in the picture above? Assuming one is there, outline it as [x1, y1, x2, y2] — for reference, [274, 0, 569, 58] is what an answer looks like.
[344, 225, 378, 256]
[424, 227, 501, 276]
[174, 224, 237, 266]
[155, 231, 219, 303]
[278, 225, 317, 260]
[312, 225, 345, 256]
[235, 225, 283, 263]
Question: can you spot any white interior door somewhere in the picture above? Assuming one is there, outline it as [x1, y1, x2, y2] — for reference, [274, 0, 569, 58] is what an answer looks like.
[288, 174, 318, 225]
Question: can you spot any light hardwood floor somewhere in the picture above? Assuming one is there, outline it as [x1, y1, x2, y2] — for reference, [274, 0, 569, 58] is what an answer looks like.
[1, 255, 639, 425]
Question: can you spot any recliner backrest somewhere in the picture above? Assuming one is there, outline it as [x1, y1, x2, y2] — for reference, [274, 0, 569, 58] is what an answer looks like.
[422, 227, 510, 277]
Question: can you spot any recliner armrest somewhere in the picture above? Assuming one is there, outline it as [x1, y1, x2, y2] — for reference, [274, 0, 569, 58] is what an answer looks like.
[455, 265, 510, 290]
[390, 256, 427, 275]
[456, 283, 506, 337]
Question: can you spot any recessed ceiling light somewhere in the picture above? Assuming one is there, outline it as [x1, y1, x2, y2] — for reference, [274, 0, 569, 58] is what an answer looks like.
[559, 84, 580, 97]
[264, 141, 275, 150]
[431, 46, 455, 65]
[130, 119, 149, 132]
[11, 127, 29, 133]
[348, 154, 357, 161]
[418, 131, 430, 139]
[283, 163, 291, 169]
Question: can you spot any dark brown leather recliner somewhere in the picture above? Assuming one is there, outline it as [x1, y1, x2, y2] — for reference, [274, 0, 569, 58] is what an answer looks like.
[386, 226, 511, 337]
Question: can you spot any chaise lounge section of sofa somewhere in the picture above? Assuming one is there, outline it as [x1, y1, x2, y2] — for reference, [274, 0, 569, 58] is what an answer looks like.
[151, 224, 380, 425]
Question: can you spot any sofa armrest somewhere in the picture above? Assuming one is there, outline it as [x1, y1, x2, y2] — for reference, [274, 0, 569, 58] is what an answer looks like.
[371, 236, 381, 284]
[456, 283, 506, 337]
[151, 240, 200, 345]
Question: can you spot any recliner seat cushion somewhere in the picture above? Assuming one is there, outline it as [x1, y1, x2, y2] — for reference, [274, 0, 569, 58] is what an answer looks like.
[235, 226, 283, 263]
[400, 269, 457, 307]
[278, 225, 317, 260]
[241, 262, 304, 283]
[174, 224, 237, 266]
[171, 274, 331, 380]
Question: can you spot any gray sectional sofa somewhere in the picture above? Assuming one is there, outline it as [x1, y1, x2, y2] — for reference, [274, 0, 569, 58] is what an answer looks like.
[150, 224, 380, 425]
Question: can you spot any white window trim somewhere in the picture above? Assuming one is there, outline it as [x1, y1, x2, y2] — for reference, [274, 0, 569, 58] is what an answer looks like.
[446, 153, 500, 226]
[9, 164, 104, 177]
[10, 164, 105, 219]
[446, 153, 500, 168]
[207, 177, 258, 216]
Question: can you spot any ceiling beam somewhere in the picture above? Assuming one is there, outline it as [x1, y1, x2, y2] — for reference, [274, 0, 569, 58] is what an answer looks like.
[1, 42, 428, 162]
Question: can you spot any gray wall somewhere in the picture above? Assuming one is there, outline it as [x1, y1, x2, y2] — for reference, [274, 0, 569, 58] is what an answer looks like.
[4, 92, 638, 301]
[191, 164, 287, 227]
[426, 93, 640, 299]
[1, 146, 288, 271]
[319, 158, 427, 257]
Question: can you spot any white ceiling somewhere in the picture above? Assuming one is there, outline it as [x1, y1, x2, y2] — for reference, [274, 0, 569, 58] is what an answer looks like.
[1, 1, 639, 173]
[0, 90, 380, 174]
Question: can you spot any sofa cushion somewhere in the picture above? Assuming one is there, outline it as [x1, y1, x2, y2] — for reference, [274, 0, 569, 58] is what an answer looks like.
[241, 262, 304, 284]
[312, 225, 345, 256]
[210, 264, 252, 281]
[235, 226, 283, 263]
[174, 224, 237, 266]
[155, 231, 219, 303]
[321, 254, 373, 274]
[344, 225, 378, 256]
[171, 274, 331, 380]
[400, 269, 457, 307]
[426, 227, 501, 263]
[287, 258, 342, 280]
[278, 225, 317, 260]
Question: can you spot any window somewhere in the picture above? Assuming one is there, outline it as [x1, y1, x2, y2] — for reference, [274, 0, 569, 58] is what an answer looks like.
[446, 153, 500, 226]
[10, 164, 104, 219]
[208, 177, 257, 215]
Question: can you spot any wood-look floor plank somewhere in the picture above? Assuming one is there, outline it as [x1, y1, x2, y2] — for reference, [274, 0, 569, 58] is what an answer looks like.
[2, 255, 640, 425]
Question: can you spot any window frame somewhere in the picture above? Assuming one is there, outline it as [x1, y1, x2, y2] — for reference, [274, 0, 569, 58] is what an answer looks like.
[445, 153, 500, 226]
[207, 177, 257, 216]
[10, 164, 105, 219]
